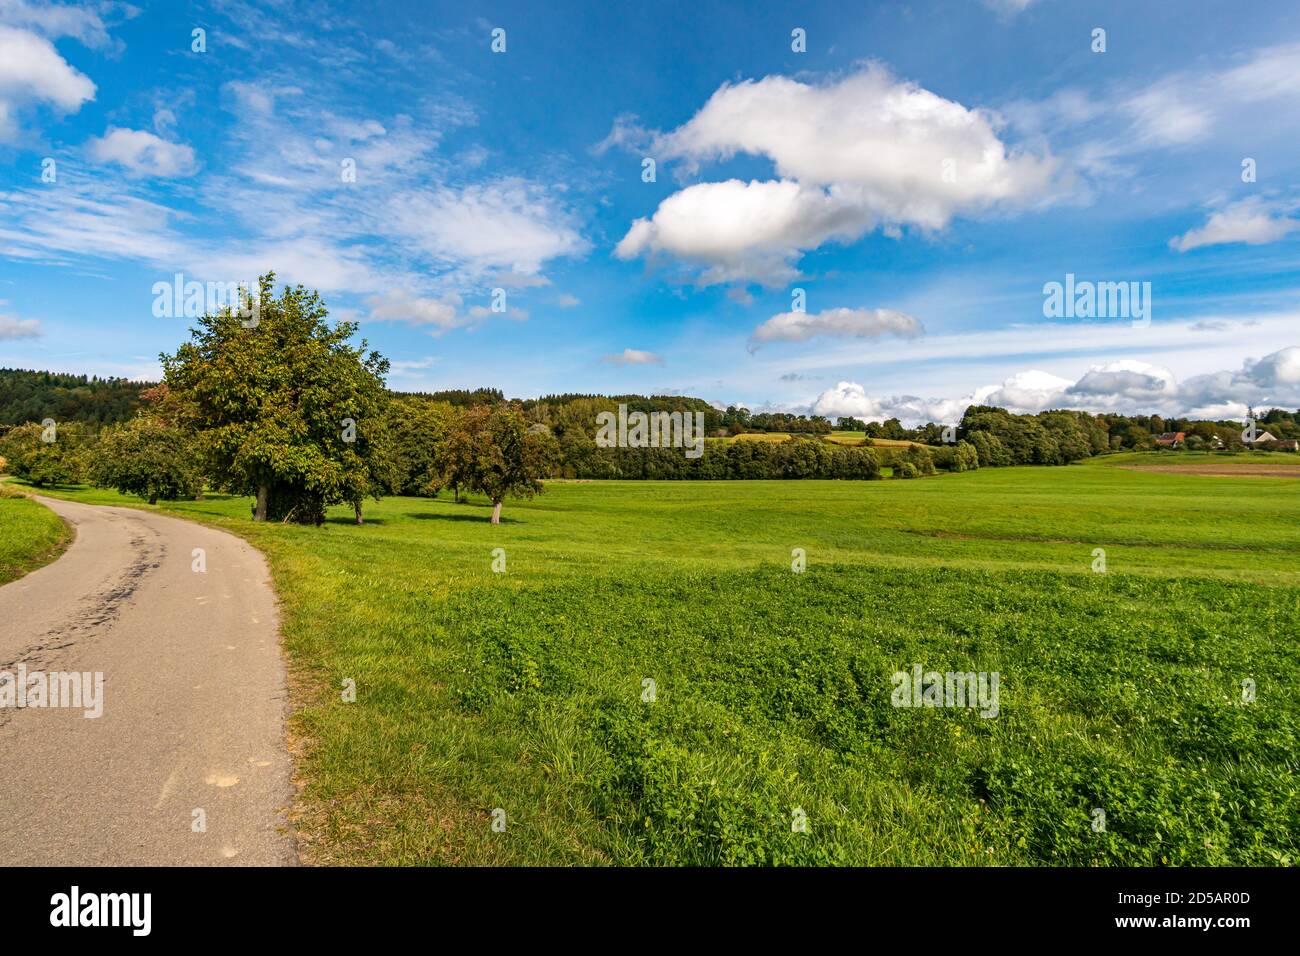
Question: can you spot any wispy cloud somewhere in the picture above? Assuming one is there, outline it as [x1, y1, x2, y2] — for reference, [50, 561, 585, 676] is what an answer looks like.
[1171, 198, 1300, 252]
[602, 348, 664, 366]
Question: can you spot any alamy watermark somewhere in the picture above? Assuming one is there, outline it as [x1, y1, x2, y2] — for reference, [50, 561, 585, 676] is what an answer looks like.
[595, 403, 705, 459]
[152, 273, 261, 327]
[0, 665, 104, 718]
[1042, 274, 1150, 328]
[891, 664, 999, 718]
[50, 886, 150, 936]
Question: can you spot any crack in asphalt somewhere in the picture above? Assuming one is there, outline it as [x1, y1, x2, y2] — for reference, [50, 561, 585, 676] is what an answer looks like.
[0, 516, 164, 727]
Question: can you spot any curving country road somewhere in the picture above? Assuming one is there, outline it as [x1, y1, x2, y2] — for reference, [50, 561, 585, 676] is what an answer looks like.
[0, 495, 296, 865]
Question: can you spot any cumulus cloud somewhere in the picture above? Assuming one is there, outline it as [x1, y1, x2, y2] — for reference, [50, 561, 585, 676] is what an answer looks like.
[1242, 346, 1300, 387]
[807, 349, 1300, 427]
[1170, 198, 1300, 252]
[750, 307, 924, 348]
[1065, 359, 1178, 402]
[616, 64, 1058, 284]
[602, 348, 664, 366]
[0, 23, 95, 140]
[0, 312, 42, 339]
[616, 179, 873, 285]
[87, 127, 198, 178]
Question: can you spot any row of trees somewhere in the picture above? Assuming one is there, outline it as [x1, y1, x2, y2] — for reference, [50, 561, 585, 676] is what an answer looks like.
[555, 437, 882, 480]
[718, 407, 833, 435]
[864, 407, 1300, 451]
[0, 278, 551, 525]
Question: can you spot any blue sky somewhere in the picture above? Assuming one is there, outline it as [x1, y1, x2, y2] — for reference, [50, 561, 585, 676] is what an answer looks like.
[1, 0, 1299, 424]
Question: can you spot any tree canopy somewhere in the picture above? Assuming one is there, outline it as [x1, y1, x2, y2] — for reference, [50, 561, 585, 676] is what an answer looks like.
[160, 274, 390, 524]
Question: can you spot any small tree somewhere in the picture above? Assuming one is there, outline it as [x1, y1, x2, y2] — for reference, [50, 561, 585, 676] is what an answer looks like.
[436, 407, 479, 503]
[459, 403, 552, 523]
[88, 416, 204, 503]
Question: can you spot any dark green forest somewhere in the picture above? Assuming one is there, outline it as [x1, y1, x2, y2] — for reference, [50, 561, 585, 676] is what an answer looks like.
[0, 368, 152, 427]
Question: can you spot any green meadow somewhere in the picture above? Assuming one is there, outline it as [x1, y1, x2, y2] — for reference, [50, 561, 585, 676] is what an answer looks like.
[0, 483, 70, 586]
[10, 452, 1300, 865]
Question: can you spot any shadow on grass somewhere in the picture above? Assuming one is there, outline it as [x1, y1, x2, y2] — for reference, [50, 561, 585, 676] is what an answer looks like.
[408, 511, 521, 525]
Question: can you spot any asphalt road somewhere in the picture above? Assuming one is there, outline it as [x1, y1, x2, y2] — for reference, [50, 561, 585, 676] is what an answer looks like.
[0, 495, 296, 865]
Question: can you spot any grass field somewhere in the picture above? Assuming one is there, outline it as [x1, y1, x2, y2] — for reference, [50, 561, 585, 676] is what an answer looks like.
[11, 452, 1300, 865]
[0, 484, 70, 586]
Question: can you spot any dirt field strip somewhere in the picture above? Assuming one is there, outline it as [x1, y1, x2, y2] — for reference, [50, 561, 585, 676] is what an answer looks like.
[1118, 463, 1300, 477]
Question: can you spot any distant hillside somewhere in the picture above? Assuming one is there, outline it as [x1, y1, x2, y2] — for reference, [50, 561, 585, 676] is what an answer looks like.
[0, 368, 154, 428]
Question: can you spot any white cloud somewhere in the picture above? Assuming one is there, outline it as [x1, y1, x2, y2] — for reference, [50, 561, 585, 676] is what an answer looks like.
[617, 65, 1059, 284]
[390, 179, 587, 279]
[811, 381, 914, 422]
[1170, 198, 1299, 252]
[1243, 346, 1300, 387]
[467, 303, 528, 322]
[0, 312, 42, 339]
[974, 369, 1076, 413]
[1122, 84, 1214, 148]
[616, 179, 872, 285]
[491, 271, 550, 290]
[222, 80, 303, 117]
[751, 307, 924, 348]
[1066, 359, 1178, 402]
[0, 183, 189, 264]
[809, 349, 1300, 427]
[199, 237, 385, 294]
[389, 356, 440, 374]
[593, 112, 650, 155]
[363, 290, 467, 332]
[556, 293, 580, 307]
[0, 24, 95, 140]
[0, 0, 112, 48]
[361, 288, 525, 334]
[1009, 42, 1300, 180]
[602, 348, 664, 366]
[87, 127, 198, 178]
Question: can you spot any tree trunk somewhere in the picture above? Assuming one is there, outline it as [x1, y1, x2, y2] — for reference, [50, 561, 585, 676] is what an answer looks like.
[254, 484, 269, 521]
[490, 500, 502, 524]
[148, 493, 158, 505]
[354, 501, 364, 525]
[454, 483, 460, 504]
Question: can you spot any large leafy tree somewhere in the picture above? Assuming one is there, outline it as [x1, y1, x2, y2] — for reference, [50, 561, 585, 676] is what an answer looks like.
[0, 420, 88, 487]
[160, 274, 390, 524]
